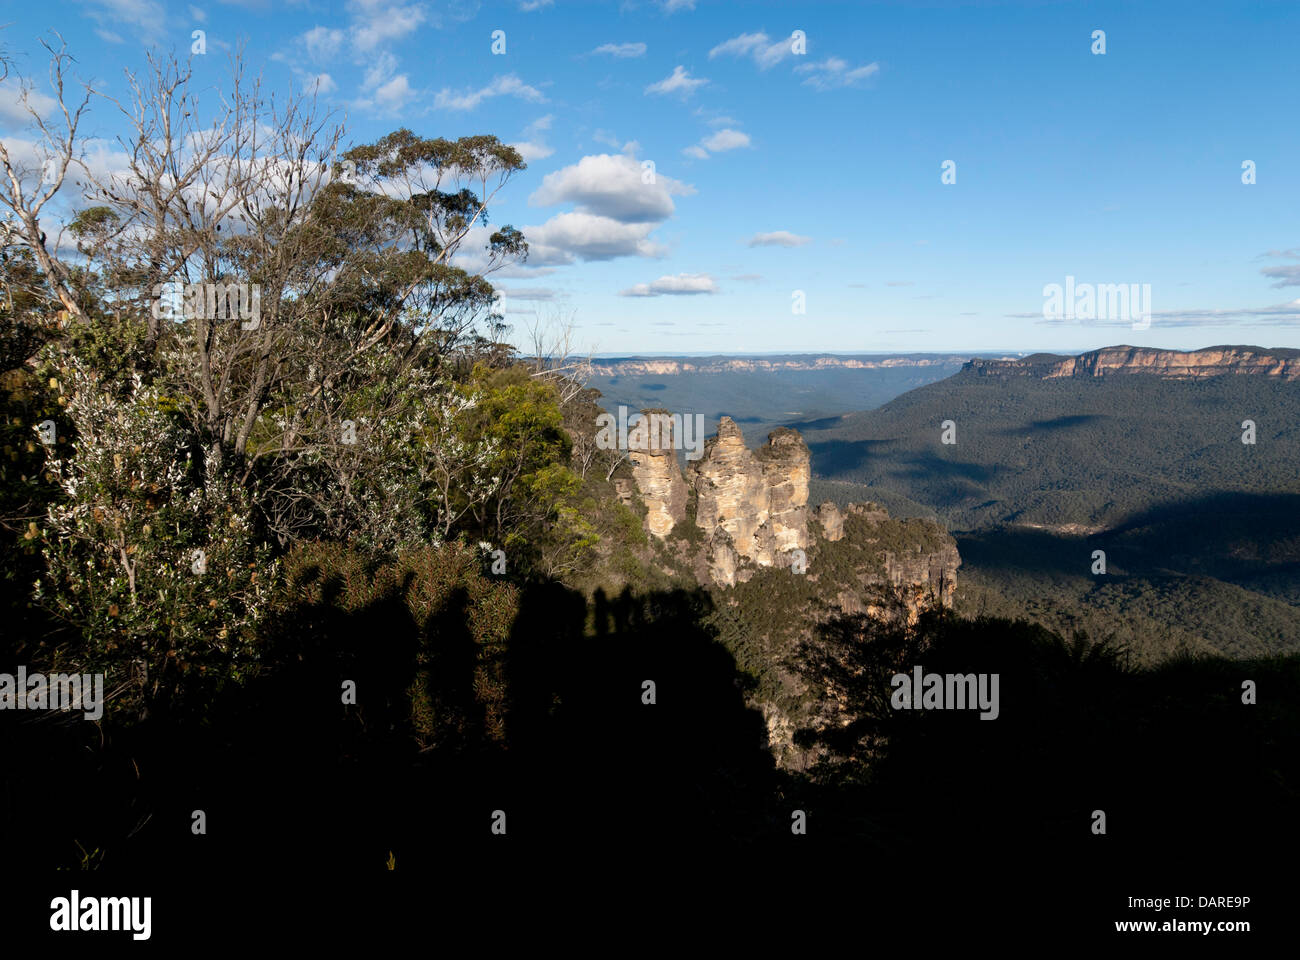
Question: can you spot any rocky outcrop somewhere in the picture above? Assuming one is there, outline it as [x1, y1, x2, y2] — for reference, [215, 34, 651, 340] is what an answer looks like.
[965, 345, 1300, 381]
[689, 417, 770, 562]
[626, 409, 687, 537]
[815, 501, 844, 542]
[882, 542, 960, 613]
[758, 428, 811, 557]
[685, 417, 810, 584]
[622, 417, 957, 603]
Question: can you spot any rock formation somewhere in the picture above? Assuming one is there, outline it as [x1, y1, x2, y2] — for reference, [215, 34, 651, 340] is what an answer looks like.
[815, 501, 844, 542]
[622, 416, 958, 605]
[625, 409, 687, 537]
[965, 345, 1300, 381]
[686, 417, 810, 584]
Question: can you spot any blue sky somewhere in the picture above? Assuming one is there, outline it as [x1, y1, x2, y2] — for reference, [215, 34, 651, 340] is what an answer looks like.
[4, 0, 1300, 355]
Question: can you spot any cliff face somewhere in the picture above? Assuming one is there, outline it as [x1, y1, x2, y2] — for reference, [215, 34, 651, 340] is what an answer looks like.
[816, 502, 959, 623]
[716, 499, 962, 772]
[688, 416, 775, 567]
[965, 345, 1300, 381]
[685, 418, 810, 582]
[625, 413, 687, 537]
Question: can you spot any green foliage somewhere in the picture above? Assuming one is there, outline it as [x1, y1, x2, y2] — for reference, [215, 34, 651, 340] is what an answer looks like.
[32, 346, 276, 719]
[806, 371, 1300, 662]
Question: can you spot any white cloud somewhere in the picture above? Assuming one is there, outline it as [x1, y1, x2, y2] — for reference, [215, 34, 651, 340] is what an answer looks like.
[370, 75, 414, 110]
[434, 74, 547, 110]
[353, 51, 415, 110]
[795, 57, 880, 90]
[189, 4, 207, 22]
[682, 128, 751, 160]
[645, 66, 707, 98]
[363, 51, 399, 90]
[308, 73, 338, 95]
[660, 0, 695, 11]
[512, 115, 555, 163]
[593, 42, 647, 58]
[512, 141, 553, 163]
[303, 25, 346, 62]
[496, 286, 557, 301]
[77, 0, 168, 40]
[519, 0, 553, 9]
[709, 31, 796, 70]
[349, 1, 427, 52]
[701, 129, 751, 152]
[524, 213, 665, 263]
[621, 273, 717, 297]
[0, 82, 58, 127]
[529, 153, 694, 223]
[747, 231, 811, 248]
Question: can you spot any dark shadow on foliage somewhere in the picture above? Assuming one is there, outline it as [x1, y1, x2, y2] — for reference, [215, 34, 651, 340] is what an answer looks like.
[790, 610, 1300, 871]
[5, 549, 782, 872]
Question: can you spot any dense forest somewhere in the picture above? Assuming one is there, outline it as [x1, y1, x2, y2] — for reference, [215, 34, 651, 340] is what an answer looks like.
[800, 369, 1300, 662]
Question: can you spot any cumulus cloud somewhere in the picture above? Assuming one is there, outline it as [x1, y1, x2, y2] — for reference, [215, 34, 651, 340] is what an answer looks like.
[645, 66, 707, 98]
[747, 231, 810, 247]
[303, 25, 347, 61]
[709, 31, 797, 70]
[795, 57, 880, 90]
[76, 0, 168, 42]
[701, 129, 750, 152]
[682, 128, 751, 160]
[434, 74, 547, 110]
[511, 114, 555, 163]
[620, 273, 717, 297]
[0, 82, 58, 127]
[593, 42, 647, 58]
[308, 74, 338, 95]
[529, 153, 694, 223]
[350, 0, 428, 52]
[524, 213, 665, 264]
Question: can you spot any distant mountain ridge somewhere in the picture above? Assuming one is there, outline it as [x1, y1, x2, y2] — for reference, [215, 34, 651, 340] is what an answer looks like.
[965, 345, 1300, 380]
[591, 354, 980, 377]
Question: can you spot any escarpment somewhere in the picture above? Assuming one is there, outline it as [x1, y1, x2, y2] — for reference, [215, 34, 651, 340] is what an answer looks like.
[965, 345, 1300, 381]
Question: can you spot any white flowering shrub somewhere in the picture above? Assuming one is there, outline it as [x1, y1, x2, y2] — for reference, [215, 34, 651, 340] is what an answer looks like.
[33, 349, 276, 718]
